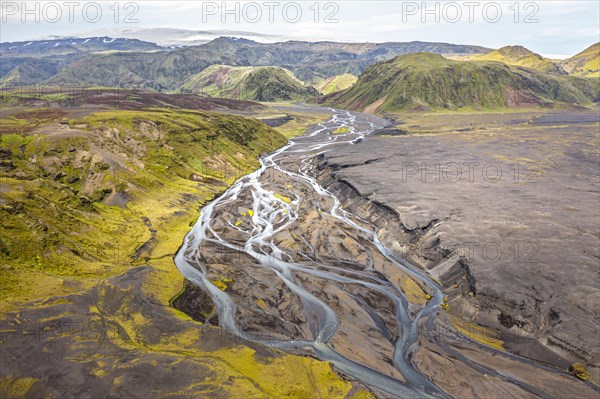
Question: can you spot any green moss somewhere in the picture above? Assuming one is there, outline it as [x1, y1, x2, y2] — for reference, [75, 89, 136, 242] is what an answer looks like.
[452, 316, 505, 350]
[331, 126, 350, 135]
[476, 46, 561, 73]
[315, 73, 358, 95]
[178, 65, 317, 102]
[0, 133, 28, 146]
[327, 52, 599, 112]
[211, 276, 234, 291]
[213, 346, 353, 398]
[569, 363, 592, 381]
[274, 193, 292, 203]
[561, 43, 600, 77]
[0, 108, 286, 303]
[350, 390, 378, 399]
[0, 103, 367, 397]
[0, 108, 66, 135]
[0, 377, 40, 399]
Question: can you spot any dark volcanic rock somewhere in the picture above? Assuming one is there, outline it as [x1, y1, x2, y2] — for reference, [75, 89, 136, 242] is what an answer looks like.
[317, 110, 600, 380]
[171, 279, 219, 325]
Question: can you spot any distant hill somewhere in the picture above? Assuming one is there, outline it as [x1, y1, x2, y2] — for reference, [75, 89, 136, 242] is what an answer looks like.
[0, 37, 491, 90]
[325, 53, 599, 112]
[560, 43, 600, 77]
[0, 36, 168, 89]
[475, 45, 563, 74]
[178, 65, 318, 102]
[0, 58, 60, 88]
[0, 37, 163, 56]
[314, 74, 358, 95]
[194, 38, 491, 85]
[71, 28, 282, 47]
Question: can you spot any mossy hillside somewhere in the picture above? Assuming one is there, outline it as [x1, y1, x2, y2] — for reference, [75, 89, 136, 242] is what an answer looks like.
[0, 58, 60, 88]
[0, 108, 287, 307]
[560, 42, 600, 78]
[0, 109, 67, 135]
[475, 45, 562, 74]
[0, 377, 45, 398]
[178, 65, 319, 102]
[84, 276, 354, 397]
[0, 254, 368, 398]
[326, 53, 599, 112]
[315, 73, 358, 95]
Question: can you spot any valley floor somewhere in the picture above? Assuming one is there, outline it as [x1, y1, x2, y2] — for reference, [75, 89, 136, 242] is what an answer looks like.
[1, 97, 598, 398]
[319, 109, 600, 384]
[0, 99, 372, 398]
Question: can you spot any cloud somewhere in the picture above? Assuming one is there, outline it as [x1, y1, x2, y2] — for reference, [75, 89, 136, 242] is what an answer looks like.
[0, 1, 597, 56]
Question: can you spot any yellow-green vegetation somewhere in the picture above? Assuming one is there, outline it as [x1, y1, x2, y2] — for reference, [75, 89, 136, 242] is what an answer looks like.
[475, 45, 561, 74]
[0, 108, 286, 307]
[79, 268, 360, 398]
[211, 276, 234, 291]
[326, 52, 599, 113]
[1, 105, 366, 396]
[178, 64, 318, 102]
[271, 108, 334, 139]
[212, 345, 353, 398]
[452, 317, 505, 350]
[350, 390, 378, 399]
[315, 73, 358, 95]
[256, 298, 268, 311]
[440, 296, 449, 312]
[561, 42, 600, 77]
[0, 377, 43, 399]
[331, 126, 350, 135]
[0, 108, 66, 135]
[400, 276, 426, 305]
[274, 192, 292, 203]
[569, 363, 592, 381]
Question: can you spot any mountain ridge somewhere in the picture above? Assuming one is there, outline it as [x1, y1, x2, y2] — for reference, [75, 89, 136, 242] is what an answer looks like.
[325, 52, 599, 112]
[0, 37, 493, 90]
[0, 36, 164, 56]
[178, 64, 318, 102]
[560, 42, 600, 77]
[475, 45, 564, 74]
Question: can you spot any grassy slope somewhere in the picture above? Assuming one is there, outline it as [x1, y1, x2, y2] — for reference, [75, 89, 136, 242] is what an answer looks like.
[475, 45, 562, 74]
[315, 73, 359, 95]
[561, 42, 600, 77]
[0, 107, 370, 397]
[0, 59, 60, 88]
[326, 53, 599, 113]
[1, 108, 287, 303]
[178, 65, 318, 102]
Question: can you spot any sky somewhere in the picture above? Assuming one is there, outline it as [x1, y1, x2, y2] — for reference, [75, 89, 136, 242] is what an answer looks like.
[1, 1, 599, 58]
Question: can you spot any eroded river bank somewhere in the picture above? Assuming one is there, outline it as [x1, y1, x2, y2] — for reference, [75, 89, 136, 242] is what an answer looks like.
[174, 108, 599, 398]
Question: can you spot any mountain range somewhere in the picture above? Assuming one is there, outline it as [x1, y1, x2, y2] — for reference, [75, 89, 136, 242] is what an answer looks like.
[0, 36, 164, 56]
[0, 36, 492, 90]
[1, 35, 598, 111]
